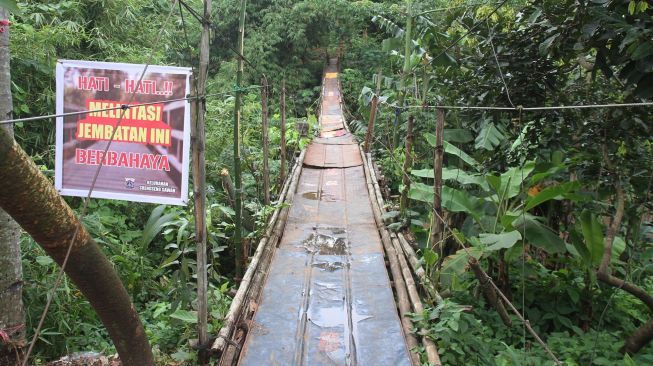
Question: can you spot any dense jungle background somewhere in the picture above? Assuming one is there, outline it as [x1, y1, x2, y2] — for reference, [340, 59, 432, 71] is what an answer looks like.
[1, 0, 652, 365]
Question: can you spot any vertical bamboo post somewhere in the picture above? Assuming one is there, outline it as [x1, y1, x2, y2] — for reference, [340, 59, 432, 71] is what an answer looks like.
[394, 0, 413, 149]
[364, 69, 382, 153]
[430, 108, 445, 249]
[279, 80, 287, 190]
[233, 0, 248, 279]
[193, 0, 211, 363]
[261, 77, 270, 205]
[399, 115, 414, 221]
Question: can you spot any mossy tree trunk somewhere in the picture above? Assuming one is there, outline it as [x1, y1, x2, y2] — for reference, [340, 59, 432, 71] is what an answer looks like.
[0, 128, 154, 365]
[0, 8, 26, 363]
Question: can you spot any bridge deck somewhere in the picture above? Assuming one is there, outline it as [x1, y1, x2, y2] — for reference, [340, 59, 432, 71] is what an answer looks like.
[238, 60, 411, 366]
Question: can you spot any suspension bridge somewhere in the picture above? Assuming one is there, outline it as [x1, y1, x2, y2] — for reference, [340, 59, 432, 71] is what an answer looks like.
[212, 59, 420, 365]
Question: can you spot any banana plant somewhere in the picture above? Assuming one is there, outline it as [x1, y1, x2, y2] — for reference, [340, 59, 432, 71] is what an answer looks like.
[408, 133, 586, 288]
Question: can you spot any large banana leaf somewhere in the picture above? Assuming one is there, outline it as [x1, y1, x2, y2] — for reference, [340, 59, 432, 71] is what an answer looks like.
[480, 231, 523, 251]
[0, 0, 19, 13]
[475, 121, 506, 151]
[411, 167, 488, 189]
[512, 215, 566, 254]
[409, 182, 483, 220]
[579, 210, 604, 266]
[486, 161, 536, 201]
[424, 132, 480, 170]
[525, 181, 581, 210]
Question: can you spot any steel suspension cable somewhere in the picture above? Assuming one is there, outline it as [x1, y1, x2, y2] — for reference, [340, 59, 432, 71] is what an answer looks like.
[0, 87, 262, 126]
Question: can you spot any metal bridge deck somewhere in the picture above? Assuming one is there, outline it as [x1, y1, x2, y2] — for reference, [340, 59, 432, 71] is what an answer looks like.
[238, 60, 412, 366]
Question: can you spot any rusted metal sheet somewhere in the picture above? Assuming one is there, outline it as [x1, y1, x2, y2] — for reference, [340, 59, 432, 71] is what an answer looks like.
[313, 134, 357, 145]
[319, 129, 347, 138]
[236, 60, 411, 366]
[304, 143, 362, 168]
[238, 167, 411, 366]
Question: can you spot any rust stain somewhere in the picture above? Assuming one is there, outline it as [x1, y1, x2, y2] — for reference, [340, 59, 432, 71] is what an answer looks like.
[318, 332, 342, 352]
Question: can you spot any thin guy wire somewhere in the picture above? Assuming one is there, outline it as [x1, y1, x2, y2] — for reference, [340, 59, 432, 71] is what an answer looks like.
[0, 87, 262, 126]
[22, 1, 180, 363]
[417, 1, 501, 15]
[381, 100, 653, 111]
[178, 0, 266, 79]
[489, 36, 515, 108]
[428, 0, 510, 67]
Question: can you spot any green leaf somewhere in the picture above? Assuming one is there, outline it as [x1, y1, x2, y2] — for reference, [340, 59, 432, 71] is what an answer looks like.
[624, 353, 636, 366]
[170, 309, 198, 323]
[36, 255, 54, 266]
[381, 210, 400, 221]
[580, 210, 604, 266]
[569, 230, 591, 265]
[525, 181, 581, 210]
[612, 236, 626, 260]
[382, 37, 403, 53]
[0, 0, 19, 13]
[411, 167, 487, 188]
[480, 231, 522, 251]
[141, 205, 177, 248]
[425, 133, 478, 169]
[441, 247, 483, 276]
[631, 42, 653, 60]
[488, 162, 536, 201]
[408, 183, 482, 219]
[171, 350, 194, 361]
[634, 74, 653, 99]
[445, 142, 480, 170]
[432, 51, 457, 67]
[539, 34, 558, 55]
[444, 129, 473, 143]
[513, 216, 566, 254]
[422, 248, 438, 267]
[475, 121, 506, 151]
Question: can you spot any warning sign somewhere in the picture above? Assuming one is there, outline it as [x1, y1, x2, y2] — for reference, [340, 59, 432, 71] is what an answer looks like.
[55, 60, 192, 205]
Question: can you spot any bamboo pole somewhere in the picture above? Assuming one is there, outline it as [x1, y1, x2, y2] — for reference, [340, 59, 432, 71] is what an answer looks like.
[397, 233, 443, 303]
[279, 80, 287, 190]
[233, 0, 248, 279]
[364, 69, 383, 153]
[212, 150, 305, 356]
[390, 233, 442, 365]
[364, 148, 440, 364]
[430, 108, 445, 249]
[366, 152, 442, 364]
[469, 257, 512, 326]
[193, 1, 211, 362]
[261, 77, 270, 206]
[399, 115, 414, 220]
[359, 148, 420, 366]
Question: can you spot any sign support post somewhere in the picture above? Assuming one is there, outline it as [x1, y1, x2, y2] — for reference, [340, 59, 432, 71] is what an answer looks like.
[193, 0, 211, 363]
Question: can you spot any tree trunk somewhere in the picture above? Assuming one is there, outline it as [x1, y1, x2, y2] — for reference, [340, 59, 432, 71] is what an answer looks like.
[399, 115, 413, 222]
[363, 69, 382, 153]
[193, 0, 211, 362]
[0, 8, 25, 362]
[430, 109, 445, 249]
[596, 183, 653, 354]
[279, 80, 287, 190]
[261, 77, 270, 205]
[0, 128, 153, 365]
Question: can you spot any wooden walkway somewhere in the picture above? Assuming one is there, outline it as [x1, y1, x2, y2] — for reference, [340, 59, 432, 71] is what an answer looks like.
[237, 60, 412, 365]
